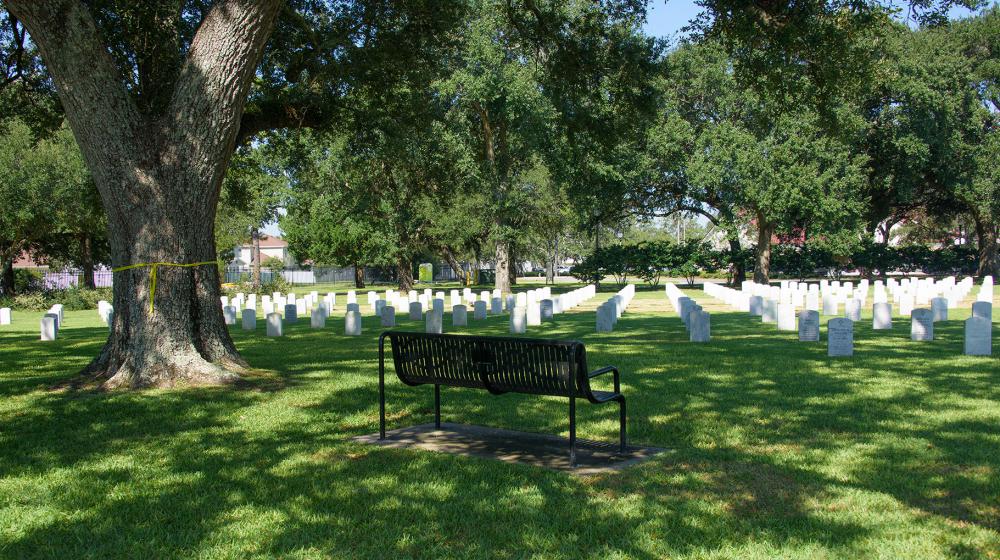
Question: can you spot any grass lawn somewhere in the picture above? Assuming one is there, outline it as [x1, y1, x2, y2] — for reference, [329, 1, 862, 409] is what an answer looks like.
[0, 284, 998, 559]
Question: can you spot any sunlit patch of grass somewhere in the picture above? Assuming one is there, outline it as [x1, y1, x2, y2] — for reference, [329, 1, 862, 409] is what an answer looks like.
[0, 282, 997, 559]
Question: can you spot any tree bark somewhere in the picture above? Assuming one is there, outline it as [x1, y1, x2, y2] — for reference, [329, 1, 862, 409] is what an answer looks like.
[397, 257, 414, 292]
[79, 234, 95, 289]
[593, 222, 602, 289]
[509, 246, 518, 286]
[0, 257, 13, 296]
[728, 237, 746, 286]
[354, 263, 366, 289]
[251, 227, 261, 290]
[7, 0, 283, 388]
[441, 245, 466, 284]
[494, 241, 511, 293]
[973, 211, 999, 279]
[754, 216, 775, 284]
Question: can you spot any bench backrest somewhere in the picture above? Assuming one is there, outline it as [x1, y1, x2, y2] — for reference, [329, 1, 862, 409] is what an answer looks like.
[380, 331, 590, 397]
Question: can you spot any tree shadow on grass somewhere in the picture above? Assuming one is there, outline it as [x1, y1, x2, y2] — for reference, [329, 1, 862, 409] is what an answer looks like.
[0, 302, 997, 557]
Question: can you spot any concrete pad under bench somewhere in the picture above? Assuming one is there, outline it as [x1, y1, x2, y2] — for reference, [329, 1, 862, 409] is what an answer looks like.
[354, 422, 666, 475]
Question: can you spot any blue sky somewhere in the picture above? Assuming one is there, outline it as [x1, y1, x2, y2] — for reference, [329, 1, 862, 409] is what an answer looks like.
[642, 0, 703, 39]
[641, 0, 986, 41]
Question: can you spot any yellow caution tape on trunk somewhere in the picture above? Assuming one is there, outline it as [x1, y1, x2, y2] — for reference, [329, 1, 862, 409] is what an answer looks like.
[112, 261, 219, 314]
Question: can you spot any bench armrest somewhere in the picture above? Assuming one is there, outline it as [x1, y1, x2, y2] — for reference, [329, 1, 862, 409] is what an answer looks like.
[588, 365, 620, 393]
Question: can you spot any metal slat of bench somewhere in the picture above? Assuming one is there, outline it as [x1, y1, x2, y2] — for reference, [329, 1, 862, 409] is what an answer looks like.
[378, 331, 626, 466]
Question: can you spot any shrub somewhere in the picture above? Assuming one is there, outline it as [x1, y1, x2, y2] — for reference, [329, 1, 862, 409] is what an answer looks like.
[0, 287, 113, 311]
[221, 274, 291, 297]
[261, 257, 285, 271]
[572, 239, 723, 287]
[14, 269, 43, 293]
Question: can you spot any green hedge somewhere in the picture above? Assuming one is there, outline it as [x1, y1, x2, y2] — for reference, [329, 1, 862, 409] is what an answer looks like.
[571, 240, 723, 287]
[572, 240, 984, 286]
[0, 287, 114, 311]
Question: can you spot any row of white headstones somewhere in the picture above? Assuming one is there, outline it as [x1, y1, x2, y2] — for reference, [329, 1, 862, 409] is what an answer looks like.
[217, 284, 598, 336]
[595, 284, 636, 332]
[0, 304, 67, 340]
[2, 285, 599, 341]
[676, 276, 994, 356]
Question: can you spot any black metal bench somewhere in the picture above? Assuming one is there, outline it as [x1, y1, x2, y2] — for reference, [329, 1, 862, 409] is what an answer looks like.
[378, 331, 626, 465]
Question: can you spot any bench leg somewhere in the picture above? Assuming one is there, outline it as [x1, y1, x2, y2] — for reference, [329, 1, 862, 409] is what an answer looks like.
[379, 345, 386, 440]
[434, 384, 441, 429]
[569, 396, 577, 468]
[619, 398, 627, 454]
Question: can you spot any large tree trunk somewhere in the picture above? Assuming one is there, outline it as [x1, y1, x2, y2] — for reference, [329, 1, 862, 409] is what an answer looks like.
[728, 237, 746, 286]
[441, 246, 466, 284]
[86, 204, 244, 388]
[354, 263, 366, 289]
[973, 212, 999, 279]
[8, 0, 283, 388]
[251, 227, 261, 290]
[509, 247, 518, 286]
[754, 217, 774, 284]
[494, 241, 511, 294]
[79, 234, 96, 289]
[397, 257, 414, 292]
[0, 257, 13, 296]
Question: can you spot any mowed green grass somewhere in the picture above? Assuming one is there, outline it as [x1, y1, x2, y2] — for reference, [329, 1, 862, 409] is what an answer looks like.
[0, 284, 998, 559]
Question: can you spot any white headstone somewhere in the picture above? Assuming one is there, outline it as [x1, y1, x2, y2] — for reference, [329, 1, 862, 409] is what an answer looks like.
[777, 303, 796, 331]
[223, 306, 237, 326]
[845, 299, 861, 322]
[872, 303, 892, 330]
[526, 302, 541, 326]
[931, 297, 948, 322]
[408, 302, 423, 321]
[40, 314, 58, 341]
[473, 301, 487, 320]
[345, 310, 362, 336]
[266, 313, 283, 336]
[762, 299, 778, 323]
[689, 311, 710, 342]
[241, 309, 256, 331]
[490, 297, 503, 315]
[822, 295, 838, 316]
[452, 304, 468, 326]
[380, 305, 396, 327]
[971, 301, 992, 321]
[899, 294, 914, 317]
[910, 309, 934, 341]
[827, 317, 854, 357]
[432, 298, 445, 315]
[540, 299, 554, 321]
[0, 307, 11, 325]
[964, 316, 992, 356]
[806, 292, 820, 312]
[510, 306, 527, 334]
[798, 310, 819, 341]
[311, 308, 326, 329]
[425, 309, 443, 334]
[284, 304, 297, 323]
[749, 296, 763, 316]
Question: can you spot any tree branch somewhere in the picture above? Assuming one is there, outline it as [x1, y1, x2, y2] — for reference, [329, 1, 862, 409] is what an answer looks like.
[167, 0, 283, 160]
[236, 97, 336, 145]
[3, 0, 142, 220]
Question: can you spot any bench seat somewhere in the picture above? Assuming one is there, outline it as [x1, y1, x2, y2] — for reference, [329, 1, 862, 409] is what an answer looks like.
[378, 331, 626, 466]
